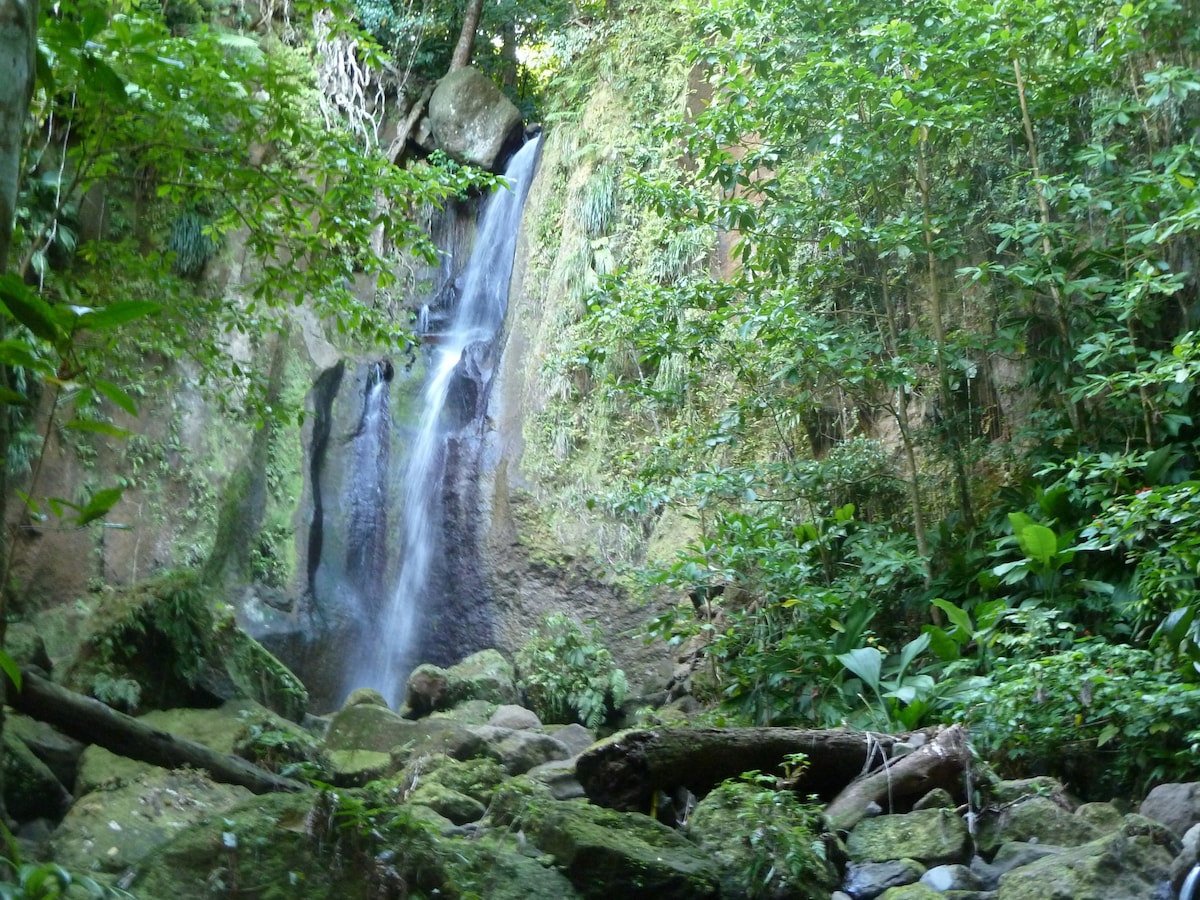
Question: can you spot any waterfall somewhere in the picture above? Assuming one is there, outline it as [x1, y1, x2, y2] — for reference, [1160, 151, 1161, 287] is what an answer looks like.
[346, 136, 542, 705]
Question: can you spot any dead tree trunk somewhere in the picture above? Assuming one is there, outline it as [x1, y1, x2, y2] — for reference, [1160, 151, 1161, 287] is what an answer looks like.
[11, 667, 304, 795]
[575, 727, 908, 813]
[825, 724, 972, 831]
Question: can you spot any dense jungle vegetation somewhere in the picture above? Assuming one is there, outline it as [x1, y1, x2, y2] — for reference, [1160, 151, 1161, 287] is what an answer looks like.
[1, 0, 1200, 822]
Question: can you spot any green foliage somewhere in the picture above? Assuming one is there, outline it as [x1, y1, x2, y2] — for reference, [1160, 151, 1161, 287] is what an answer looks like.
[166, 211, 219, 278]
[0, 822, 131, 898]
[705, 766, 833, 900]
[959, 640, 1200, 798]
[515, 613, 628, 728]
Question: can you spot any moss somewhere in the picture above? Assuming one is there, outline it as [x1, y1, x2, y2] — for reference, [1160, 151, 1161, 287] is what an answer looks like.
[65, 570, 308, 719]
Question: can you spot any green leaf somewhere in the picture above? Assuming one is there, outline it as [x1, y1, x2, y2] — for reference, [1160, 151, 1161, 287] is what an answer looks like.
[74, 301, 161, 331]
[1097, 723, 1120, 747]
[0, 387, 30, 406]
[0, 276, 64, 344]
[1011, 519, 1058, 566]
[64, 419, 133, 439]
[837, 647, 882, 694]
[0, 651, 20, 692]
[895, 632, 931, 679]
[931, 598, 973, 639]
[76, 487, 123, 526]
[93, 379, 138, 416]
[922, 625, 961, 661]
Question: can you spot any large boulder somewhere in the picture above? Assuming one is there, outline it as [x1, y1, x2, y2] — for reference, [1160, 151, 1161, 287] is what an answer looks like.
[404, 649, 518, 716]
[64, 572, 308, 721]
[846, 808, 970, 868]
[4, 731, 71, 823]
[427, 67, 523, 171]
[977, 795, 1103, 858]
[530, 798, 720, 898]
[1141, 781, 1200, 837]
[995, 818, 1176, 899]
[52, 768, 253, 875]
[474, 725, 571, 775]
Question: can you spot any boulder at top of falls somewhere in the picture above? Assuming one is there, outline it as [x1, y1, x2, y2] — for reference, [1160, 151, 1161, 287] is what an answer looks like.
[427, 67, 523, 171]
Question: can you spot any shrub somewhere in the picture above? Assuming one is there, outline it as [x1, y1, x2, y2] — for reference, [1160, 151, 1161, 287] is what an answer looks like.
[958, 639, 1200, 798]
[515, 613, 628, 729]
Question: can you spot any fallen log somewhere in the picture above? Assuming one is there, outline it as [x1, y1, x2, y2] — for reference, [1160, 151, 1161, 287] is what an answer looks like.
[825, 724, 971, 832]
[10, 667, 304, 795]
[575, 726, 906, 813]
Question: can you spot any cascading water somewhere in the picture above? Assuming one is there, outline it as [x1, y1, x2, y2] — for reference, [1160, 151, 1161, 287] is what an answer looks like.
[345, 136, 542, 705]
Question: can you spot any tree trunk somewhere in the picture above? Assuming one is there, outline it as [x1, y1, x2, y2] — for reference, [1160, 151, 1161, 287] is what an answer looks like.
[448, 0, 484, 72]
[10, 667, 305, 795]
[825, 724, 972, 831]
[0, 0, 39, 829]
[575, 727, 910, 813]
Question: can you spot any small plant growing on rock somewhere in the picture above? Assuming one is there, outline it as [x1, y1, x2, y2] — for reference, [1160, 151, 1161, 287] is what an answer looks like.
[515, 613, 628, 729]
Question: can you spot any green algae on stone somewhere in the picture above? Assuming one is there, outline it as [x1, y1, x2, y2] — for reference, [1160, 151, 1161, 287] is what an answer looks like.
[995, 825, 1174, 899]
[531, 798, 720, 898]
[64, 571, 308, 720]
[54, 768, 254, 875]
[405, 755, 505, 807]
[328, 749, 393, 786]
[407, 782, 487, 824]
[846, 808, 970, 867]
[976, 796, 1103, 858]
[878, 885, 945, 899]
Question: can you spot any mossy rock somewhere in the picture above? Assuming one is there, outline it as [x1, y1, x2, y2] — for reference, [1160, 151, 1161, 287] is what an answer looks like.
[995, 824, 1174, 899]
[689, 781, 838, 900]
[4, 731, 71, 823]
[530, 798, 719, 898]
[977, 796, 1103, 858]
[53, 768, 254, 875]
[405, 650, 518, 716]
[325, 703, 486, 765]
[878, 885, 944, 899]
[328, 749, 393, 786]
[406, 755, 505, 807]
[76, 699, 295, 794]
[64, 571, 307, 721]
[846, 808, 970, 867]
[408, 782, 486, 824]
[136, 790, 580, 899]
[132, 792, 370, 899]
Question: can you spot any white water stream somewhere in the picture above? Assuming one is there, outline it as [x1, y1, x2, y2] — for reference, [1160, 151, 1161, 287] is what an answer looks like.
[349, 137, 541, 705]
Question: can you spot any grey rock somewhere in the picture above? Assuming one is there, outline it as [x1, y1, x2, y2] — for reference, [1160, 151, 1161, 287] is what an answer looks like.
[920, 863, 983, 892]
[475, 725, 571, 774]
[528, 758, 586, 800]
[489, 704, 542, 730]
[843, 858, 925, 898]
[1142, 782, 1200, 837]
[428, 67, 523, 171]
[1170, 822, 1200, 893]
[547, 723, 595, 756]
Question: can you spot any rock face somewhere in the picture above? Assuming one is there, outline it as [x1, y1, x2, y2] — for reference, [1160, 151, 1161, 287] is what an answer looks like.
[427, 67, 523, 171]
